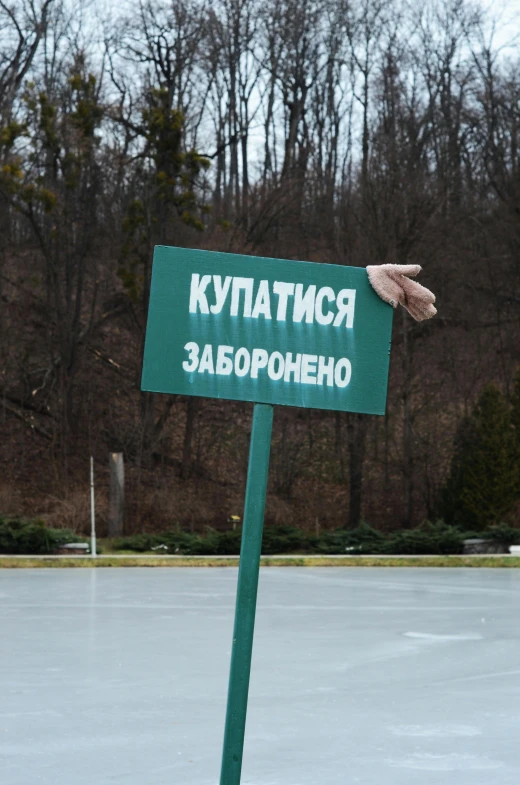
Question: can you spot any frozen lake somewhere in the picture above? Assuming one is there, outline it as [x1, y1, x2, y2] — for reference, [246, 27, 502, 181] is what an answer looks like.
[1, 567, 519, 784]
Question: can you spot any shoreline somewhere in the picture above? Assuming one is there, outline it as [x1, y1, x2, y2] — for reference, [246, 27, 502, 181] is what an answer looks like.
[1, 554, 520, 568]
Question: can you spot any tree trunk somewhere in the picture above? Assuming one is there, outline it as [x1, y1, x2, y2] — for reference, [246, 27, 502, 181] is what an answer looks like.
[346, 413, 368, 528]
[109, 452, 125, 536]
[401, 311, 414, 526]
[181, 398, 198, 479]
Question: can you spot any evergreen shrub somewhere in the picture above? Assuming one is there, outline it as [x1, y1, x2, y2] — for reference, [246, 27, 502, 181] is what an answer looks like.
[0, 518, 81, 554]
[439, 383, 520, 529]
[384, 522, 464, 555]
[112, 534, 161, 552]
[113, 522, 468, 556]
[313, 523, 385, 554]
[475, 523, 520, 548]
[3, 518, 516, 557]
[261, 524, 310, 554]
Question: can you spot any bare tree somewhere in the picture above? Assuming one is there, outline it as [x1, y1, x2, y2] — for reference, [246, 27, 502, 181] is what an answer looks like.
[0, 0, 54, 123]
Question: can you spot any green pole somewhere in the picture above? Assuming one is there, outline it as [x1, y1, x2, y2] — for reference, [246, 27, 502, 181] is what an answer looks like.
[219, 402, 274, 785]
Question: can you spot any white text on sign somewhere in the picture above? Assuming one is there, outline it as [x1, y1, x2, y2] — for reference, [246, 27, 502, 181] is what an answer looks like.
[189, 274, 356, 327]
[182, 343, 352, 388]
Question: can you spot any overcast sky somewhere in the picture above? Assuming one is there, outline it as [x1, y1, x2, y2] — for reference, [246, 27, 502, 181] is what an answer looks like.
[481, 0, 520, 48]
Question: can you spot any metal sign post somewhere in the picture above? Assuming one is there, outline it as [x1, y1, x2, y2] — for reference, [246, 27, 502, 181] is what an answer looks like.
[90, 456, 97, 558]
[141, 246, 394, 785]
[219, 403, 273, 784]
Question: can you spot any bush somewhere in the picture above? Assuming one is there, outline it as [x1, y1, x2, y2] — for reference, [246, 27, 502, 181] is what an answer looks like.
[110, 524, 310, 555]
[384, 522, 464, 555]
[215, 529, 242, 555]
[174, 532, 220, 555]
[112, 534, 162, 552]
[313, 523, 385, 554]
[0, 517, 82, 554]
[483, 523, 520, 547]
[311, 529, 351, 554]
[345, 522, 387, 552]
[261, 524, 309, 554]
[113, 531, 219, 555]
[106, 521, 471, 557]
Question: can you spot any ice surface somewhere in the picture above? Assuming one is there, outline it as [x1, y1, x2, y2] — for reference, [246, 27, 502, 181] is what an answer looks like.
[1, 567, 519, 784]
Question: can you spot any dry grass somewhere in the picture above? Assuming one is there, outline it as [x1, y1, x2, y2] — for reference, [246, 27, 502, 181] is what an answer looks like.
[1, 555, 519, 568]
[41, 490, 96, 532]
[0, 483, 24, 517]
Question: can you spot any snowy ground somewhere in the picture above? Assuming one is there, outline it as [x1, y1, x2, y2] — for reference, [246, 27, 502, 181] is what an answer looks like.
[1, 567, 519, 785]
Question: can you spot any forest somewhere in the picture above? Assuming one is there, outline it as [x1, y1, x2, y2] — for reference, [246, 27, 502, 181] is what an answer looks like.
[1, 0, 519, 538]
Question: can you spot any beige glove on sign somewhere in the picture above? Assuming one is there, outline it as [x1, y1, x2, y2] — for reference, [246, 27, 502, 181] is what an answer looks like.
[366, 264, 437, 321]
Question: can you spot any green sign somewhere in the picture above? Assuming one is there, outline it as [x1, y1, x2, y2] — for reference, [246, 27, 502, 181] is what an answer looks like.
[142, 246, 393, 414]
[141, 245, 396, 785]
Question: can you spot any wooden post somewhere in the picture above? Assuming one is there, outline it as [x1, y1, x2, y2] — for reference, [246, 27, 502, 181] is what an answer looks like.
[108, 452, 124, 537]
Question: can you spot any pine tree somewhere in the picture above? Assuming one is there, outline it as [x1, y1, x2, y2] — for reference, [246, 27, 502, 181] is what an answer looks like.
[439, 384, 518, 529]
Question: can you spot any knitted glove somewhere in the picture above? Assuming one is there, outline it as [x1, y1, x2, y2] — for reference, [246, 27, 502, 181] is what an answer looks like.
[366, 264, 437, 321]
